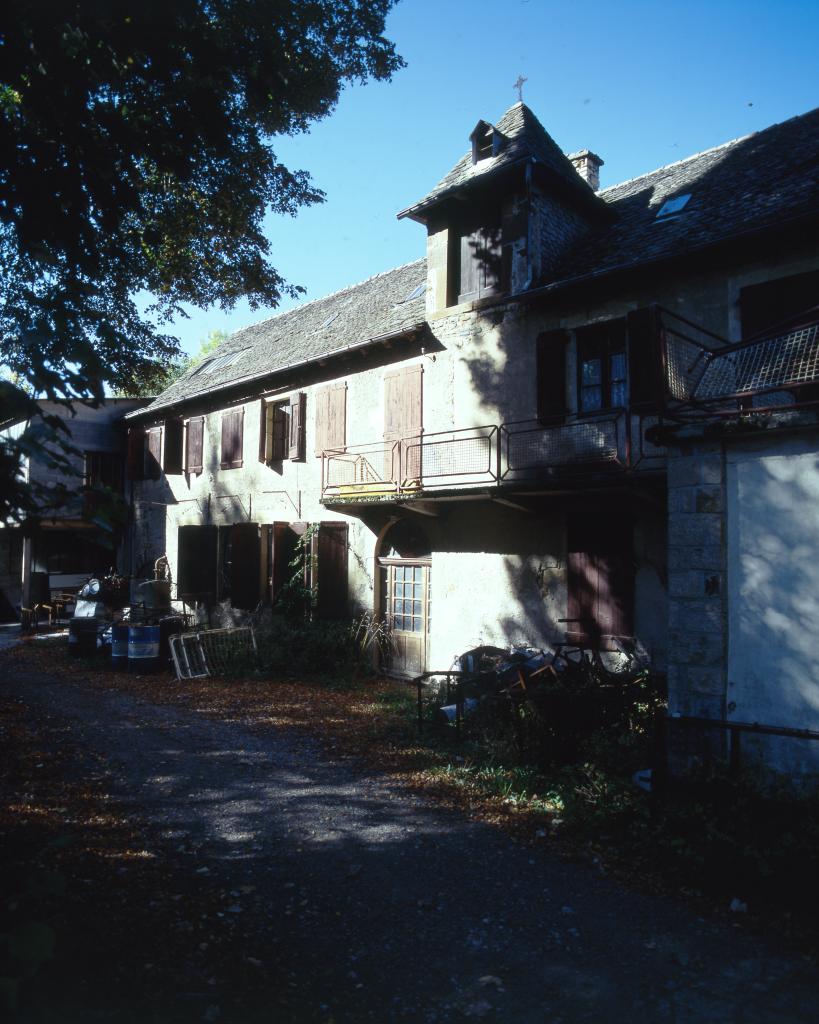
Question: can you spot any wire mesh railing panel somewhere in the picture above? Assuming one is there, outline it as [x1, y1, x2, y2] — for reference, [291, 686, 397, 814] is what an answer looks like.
[504, 418, 620, 473]
[663, 331, 721, 402]
[661, 308, 819, 410]
[722, 325, 819, 397]
[409, 430, 495, 481]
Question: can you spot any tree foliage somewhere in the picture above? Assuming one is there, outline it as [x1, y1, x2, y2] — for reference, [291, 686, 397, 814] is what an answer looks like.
[0, 0, 403, 405]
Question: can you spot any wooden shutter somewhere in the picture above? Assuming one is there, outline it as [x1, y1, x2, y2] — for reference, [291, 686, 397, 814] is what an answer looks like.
[627, 308, 661, 411]
[315, 382, 347, 456]
[536, 330, 568, 423]
[146, 427, 162, 480]
[220, 408, 244, 469]
[258, 399, 269, 463]
[315, 523, 348, 620]
[384, 365, 423, 480]
[458, 225, 481, 303]
[289, 392, 306, 461]
[186, 417, 204, 474]
[163, 417, 184, 474]
[229, 522, 261, 610]
[177, 524, 218, 602]
[126, 428, 145, 481]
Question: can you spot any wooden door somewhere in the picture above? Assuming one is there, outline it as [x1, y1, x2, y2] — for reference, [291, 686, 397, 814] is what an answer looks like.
[381, 561, 430, 677]
[566, 504, 633, 648]
[384, 365, 423, 483]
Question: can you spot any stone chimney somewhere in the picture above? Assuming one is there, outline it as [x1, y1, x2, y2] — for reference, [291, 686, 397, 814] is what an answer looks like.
[567, 149, 604, 191]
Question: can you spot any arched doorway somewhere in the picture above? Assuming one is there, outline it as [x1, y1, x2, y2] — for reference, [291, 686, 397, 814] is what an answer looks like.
[377, 519, 431, 678]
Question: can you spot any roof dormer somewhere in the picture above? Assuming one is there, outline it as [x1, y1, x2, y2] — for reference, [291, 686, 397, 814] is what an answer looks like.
[470, 119, 504, 164]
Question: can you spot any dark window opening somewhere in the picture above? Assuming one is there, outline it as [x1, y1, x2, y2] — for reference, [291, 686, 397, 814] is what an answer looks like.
[260, 400, 290, 464]
[740, 269, 819, 339]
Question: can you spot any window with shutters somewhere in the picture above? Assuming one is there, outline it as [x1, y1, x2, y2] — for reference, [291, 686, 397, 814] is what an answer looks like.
[260, 400, 290, 463]
[220, 408, 244, 469]
[145, 426, 163, 480]
[314, 382, 347, 456]
[185, 417, 204, 474]
[83, 451, 124, 513]
[575, 319, 627, 414]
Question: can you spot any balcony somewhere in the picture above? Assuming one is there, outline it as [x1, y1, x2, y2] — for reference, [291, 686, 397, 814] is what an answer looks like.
[321, 415, 664, 504]
[660, 308, 819, 416]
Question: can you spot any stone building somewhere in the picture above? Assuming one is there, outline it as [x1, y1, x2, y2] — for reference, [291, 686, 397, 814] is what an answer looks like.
[0, 398, 148, 618]
[125, 101, 819, 775]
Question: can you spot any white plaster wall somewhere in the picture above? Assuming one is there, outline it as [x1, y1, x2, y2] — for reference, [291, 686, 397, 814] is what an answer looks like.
[727, 435, 819, 776]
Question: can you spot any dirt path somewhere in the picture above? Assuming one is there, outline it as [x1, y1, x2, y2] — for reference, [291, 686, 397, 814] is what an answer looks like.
[2, 658, 817, 1023]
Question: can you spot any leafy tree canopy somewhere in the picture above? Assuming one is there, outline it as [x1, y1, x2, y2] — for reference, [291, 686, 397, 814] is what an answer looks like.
[0, 0, 403, 406]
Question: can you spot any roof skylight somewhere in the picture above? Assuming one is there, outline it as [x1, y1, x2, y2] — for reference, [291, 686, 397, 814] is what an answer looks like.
[403, 282, 426, 302]
[656, 194, 692, 220]
[190, 349, 248, 376]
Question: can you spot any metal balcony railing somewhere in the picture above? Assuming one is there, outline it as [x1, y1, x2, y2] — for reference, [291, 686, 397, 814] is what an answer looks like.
[660, 308, 819, 416]
[321, 413, 662, 501]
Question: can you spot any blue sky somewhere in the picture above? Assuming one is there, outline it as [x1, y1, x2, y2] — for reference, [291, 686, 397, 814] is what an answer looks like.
[163, 0, 819, 357]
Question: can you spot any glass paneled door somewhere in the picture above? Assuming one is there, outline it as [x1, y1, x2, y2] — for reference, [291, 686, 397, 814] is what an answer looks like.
[380, 560, 430, 678]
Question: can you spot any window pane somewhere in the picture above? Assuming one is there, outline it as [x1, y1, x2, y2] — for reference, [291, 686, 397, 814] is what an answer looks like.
[582, 359, 601, 386]
[413, 600, 421, 615]
[611, 381, 628, 408]
[610, 352, 627, 381]
[581, 386, 602, 412]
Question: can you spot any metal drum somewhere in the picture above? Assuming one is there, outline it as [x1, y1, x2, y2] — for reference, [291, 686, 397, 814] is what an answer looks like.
[127, 624, 161, 674]
[68, 617, 99, 657]
[111, 623, 129, 671]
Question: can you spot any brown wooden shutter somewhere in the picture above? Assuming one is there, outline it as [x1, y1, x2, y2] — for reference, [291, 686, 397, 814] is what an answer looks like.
[126, 428, 145, 481]
[536, 330, 568, 423]
[258, 399, 269, 463]
[177, 524, 218, 602]
[229, 522, 261, 610]
[289, 392, 306, 461]
[146, 427, 162, 480]
[627, 307, 661, 411]
[314, 386, 331, 456]
[459, 225, 481, 303]
[385, 365, 423, 480]
[315, 523, 348, 620]
[186, 417, 204, 474]
[271, 405, 288, 461]
[163, 417, 184, 474]
[220, 408, 244, 469]
[315, 382, 346, 455]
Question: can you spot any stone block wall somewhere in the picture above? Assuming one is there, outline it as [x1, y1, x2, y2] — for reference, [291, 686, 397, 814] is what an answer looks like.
[666, 443, 728, 720]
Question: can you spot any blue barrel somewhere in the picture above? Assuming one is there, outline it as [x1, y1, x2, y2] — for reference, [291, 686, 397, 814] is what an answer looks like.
[69, 617, 99, 657]
[128, 624, 161, 674]
[111, 624, 129, 671]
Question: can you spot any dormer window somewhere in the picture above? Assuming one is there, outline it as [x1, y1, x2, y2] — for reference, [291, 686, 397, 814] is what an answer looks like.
[470, 120, 502, 164]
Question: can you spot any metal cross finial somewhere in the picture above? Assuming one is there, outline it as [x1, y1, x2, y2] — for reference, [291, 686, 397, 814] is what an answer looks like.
[513, 75, 528, 103]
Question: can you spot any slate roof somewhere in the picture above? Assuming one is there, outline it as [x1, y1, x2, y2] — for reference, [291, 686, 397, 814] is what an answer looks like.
[397, 102, 599, 221]
[133, 104, 819, 419]
[132, 258, 427, 417]
[551, 105, 819, 287]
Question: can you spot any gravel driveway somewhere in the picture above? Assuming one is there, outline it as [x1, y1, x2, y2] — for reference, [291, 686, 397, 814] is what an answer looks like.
[3, 659, 818, 1023]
